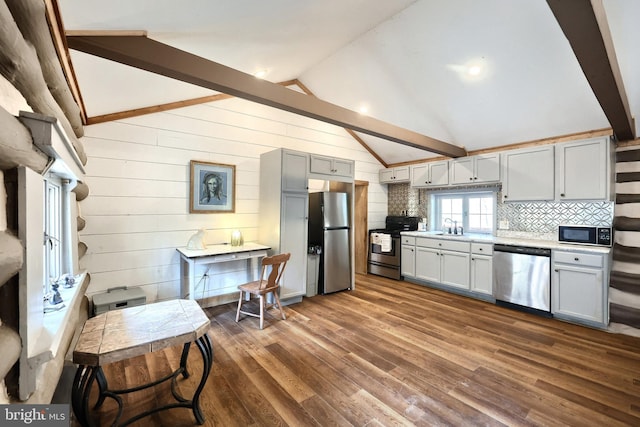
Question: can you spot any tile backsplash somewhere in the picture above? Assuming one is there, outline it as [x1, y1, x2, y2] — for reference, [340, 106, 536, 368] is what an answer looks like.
[388, 183, 613, 234]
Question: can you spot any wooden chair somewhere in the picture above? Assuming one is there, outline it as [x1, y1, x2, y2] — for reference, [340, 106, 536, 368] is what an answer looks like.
[235, 253, 290, 329]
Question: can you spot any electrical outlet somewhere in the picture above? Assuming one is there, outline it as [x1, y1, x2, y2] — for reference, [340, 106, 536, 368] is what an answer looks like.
[499, 220, 509, 230]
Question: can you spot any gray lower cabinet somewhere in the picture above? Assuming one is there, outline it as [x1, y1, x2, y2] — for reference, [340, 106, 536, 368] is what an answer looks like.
[415, 247, 440, 283]
[552, 250, 608, 327]
[279, 193, 309, 300]
[401, 234, 610, 329]
[414, 237, 470, 290]
[403, 237, 495, 299]
[470, 243, 493, 296]
[401, 236, 416, 278]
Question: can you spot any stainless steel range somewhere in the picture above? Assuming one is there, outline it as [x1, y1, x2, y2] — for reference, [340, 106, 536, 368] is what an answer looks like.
[368, 216, 420, 280]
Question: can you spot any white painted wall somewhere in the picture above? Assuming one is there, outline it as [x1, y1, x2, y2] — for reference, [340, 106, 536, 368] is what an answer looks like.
[79, 97, 387, 302]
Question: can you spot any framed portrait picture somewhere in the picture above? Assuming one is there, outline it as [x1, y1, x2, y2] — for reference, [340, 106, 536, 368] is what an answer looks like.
[190, 160, 236, 213]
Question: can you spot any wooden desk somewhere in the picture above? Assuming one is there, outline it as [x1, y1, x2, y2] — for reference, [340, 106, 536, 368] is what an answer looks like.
[71, 299, 212, 426]
[177, 242, 270, 300]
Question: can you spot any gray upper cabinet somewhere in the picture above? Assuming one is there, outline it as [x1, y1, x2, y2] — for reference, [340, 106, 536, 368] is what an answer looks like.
[380, 166, 410, 183]
[501, 145, 554, 202]
[310, 154, 354, 178]
[410, 161, 449, 187]
[555, 136, 611, 201]
[450, 153, 500, 185]
[282, 150, 309, 192]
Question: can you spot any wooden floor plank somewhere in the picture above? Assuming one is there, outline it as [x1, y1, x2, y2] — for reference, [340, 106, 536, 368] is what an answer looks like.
[70, 274, 640, 426]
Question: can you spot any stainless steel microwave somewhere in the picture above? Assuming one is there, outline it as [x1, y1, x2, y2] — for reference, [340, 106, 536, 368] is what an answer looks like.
[558, 225, 612, 246]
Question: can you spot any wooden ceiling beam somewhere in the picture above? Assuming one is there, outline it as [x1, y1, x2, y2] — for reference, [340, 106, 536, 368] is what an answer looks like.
[66, 33, 466, 158]
[44, 0, 88, 125]
[84, 77, 390, 167]
[86, 93, 233, 125]
[547, 0, 635, 141]
[292, 79, 388, 167]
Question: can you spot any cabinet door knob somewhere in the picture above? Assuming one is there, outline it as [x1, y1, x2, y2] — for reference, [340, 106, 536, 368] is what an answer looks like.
[561, 193, 565, 197]
[574, 257, 579, 261]
[555, 269, 559, 272]
[504, 195, 508, 199]
[469, 177, 473, 181]
[474, 177, 477, 180]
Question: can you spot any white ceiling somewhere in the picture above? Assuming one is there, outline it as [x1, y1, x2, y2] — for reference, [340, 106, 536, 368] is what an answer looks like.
[58, 0, 640, 165]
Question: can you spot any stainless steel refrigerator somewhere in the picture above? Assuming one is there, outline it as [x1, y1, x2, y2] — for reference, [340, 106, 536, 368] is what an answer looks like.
[308, 192, 351, 294]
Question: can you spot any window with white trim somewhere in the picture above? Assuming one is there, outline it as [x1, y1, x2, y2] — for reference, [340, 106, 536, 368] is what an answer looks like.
[431, 191, 496, 234]
[44, 176, 62, 298]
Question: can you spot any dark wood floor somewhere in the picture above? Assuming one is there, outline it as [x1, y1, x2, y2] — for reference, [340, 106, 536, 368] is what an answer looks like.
[75, 274, 640, 426]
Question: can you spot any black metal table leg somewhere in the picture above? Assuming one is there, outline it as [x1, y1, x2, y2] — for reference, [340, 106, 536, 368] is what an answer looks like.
[93, 367, 108, 408]
[71, 366, 92, 427]
[72, 365, 124, 427]
[179, 342, 191, 378]
[192, 333, 214, 424]
[71, 333, 213, 426]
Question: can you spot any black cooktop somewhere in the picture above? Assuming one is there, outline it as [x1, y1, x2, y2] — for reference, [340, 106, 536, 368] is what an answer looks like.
[370, 216, 420, 237]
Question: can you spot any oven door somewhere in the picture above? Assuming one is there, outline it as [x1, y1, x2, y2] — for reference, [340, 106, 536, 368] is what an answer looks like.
[368, 233, 399, 266]
[368, 232, 401, 279]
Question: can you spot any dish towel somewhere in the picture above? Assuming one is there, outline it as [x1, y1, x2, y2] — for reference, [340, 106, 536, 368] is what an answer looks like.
[371, 232, 381, 245]
[379, 233, 392, 252]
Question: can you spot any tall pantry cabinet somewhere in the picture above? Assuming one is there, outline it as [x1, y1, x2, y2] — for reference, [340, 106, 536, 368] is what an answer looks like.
[259, 149, 309, 302]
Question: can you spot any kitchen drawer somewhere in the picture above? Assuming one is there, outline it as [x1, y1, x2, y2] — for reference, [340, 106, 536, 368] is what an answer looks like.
[471, 243, 493, 255]
[554, 251, 604, 268]
[417, 237, 470, 252]
[401, 236, 416, 245]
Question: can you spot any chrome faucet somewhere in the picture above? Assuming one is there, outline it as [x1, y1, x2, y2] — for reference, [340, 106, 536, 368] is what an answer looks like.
[443, 218, 453, 234]
[443, 218, 463, 235]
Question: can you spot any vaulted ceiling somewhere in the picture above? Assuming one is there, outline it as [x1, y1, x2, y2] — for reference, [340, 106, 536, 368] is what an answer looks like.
[57, 0, 639, 166]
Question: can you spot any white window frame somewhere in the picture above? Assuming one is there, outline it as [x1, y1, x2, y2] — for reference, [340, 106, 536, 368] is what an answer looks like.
[17, 111, 87, 400]
[44, 176, 62, 297]
[430, 190, 497, 234]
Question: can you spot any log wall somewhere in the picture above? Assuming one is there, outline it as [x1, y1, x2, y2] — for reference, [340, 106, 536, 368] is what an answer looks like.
[610, 143, 640, 334]
[0, 0, 88, 403]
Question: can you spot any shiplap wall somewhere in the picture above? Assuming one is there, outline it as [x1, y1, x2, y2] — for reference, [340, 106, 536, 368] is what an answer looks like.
[79, 96, 387, 303]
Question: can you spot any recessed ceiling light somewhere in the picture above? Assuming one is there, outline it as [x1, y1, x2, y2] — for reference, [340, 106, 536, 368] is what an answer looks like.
[448, 57, 489, 82]
[359, 105, 369, 114]
[467, 64, 482, 76]
[254, 69, 268, 79]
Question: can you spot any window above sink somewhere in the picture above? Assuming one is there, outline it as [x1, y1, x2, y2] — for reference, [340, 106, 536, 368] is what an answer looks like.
[431, 190, 496, 234]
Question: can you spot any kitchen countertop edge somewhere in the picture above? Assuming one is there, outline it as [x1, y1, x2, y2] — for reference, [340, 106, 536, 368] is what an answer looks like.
[400, 231, 611, 254]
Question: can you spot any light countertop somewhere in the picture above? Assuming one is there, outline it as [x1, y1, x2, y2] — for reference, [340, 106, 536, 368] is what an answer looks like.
[177, 242, 271, 259]
[73, 299, 210, 366]
[400, 231, 611, 254]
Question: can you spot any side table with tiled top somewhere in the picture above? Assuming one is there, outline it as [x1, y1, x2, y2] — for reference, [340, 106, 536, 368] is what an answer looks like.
[71, 299, 213, 427]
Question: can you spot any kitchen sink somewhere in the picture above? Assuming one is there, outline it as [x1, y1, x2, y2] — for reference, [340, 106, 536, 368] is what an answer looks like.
[421, 231, 466, 237]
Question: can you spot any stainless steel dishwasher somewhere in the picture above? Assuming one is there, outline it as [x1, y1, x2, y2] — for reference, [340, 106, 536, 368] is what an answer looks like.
[493, 244, 552, 314]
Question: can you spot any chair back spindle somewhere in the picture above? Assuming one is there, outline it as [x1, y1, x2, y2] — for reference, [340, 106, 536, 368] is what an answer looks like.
[236, 252, 291, 329]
